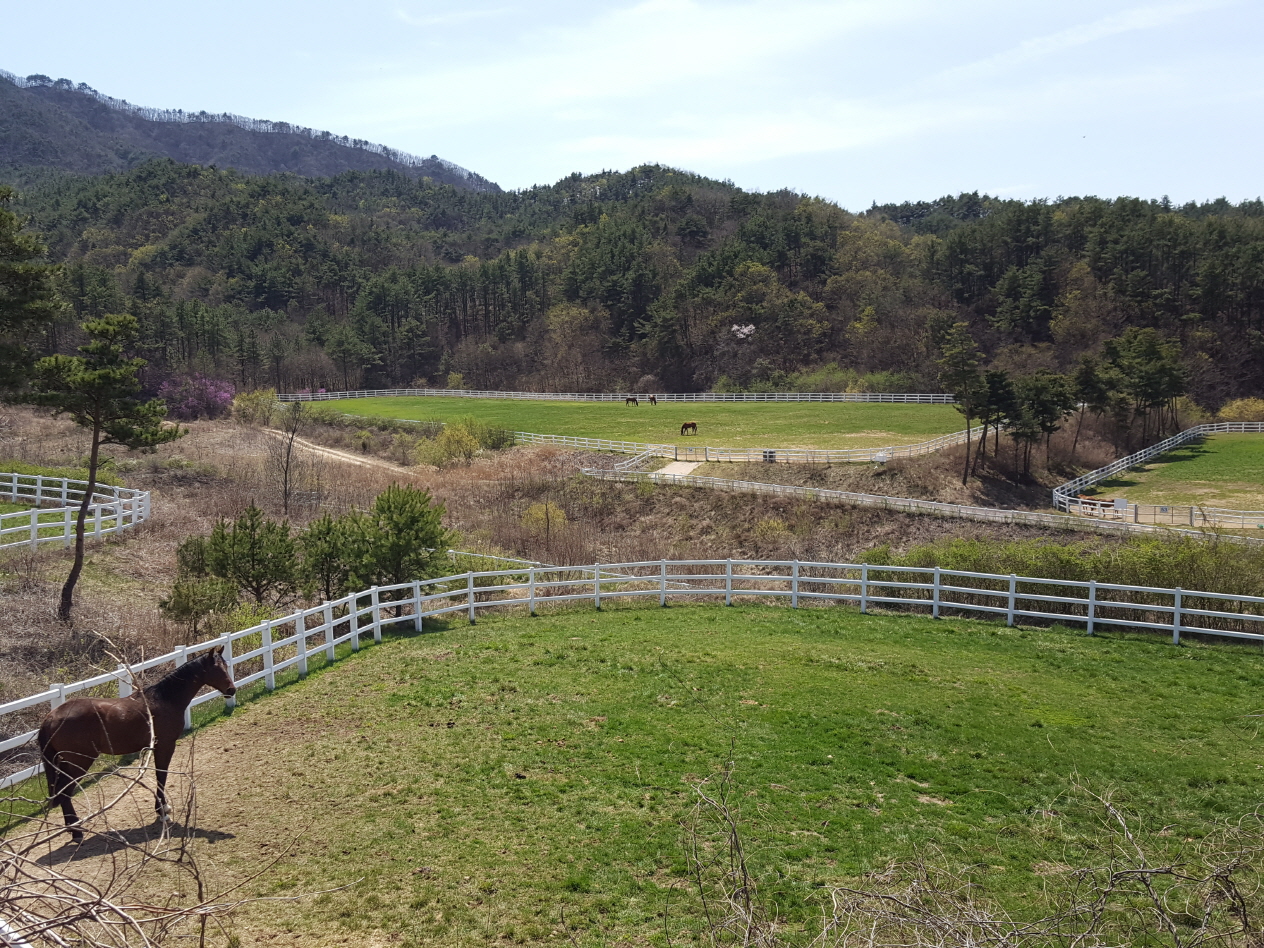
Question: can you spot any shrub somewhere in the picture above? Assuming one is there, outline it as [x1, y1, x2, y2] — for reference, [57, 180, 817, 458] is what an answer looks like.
[232, 389, 277, 425]
[436, 424, 480, 464]
[1218, 398, 1264, 422]
[157, 374, 235, 420]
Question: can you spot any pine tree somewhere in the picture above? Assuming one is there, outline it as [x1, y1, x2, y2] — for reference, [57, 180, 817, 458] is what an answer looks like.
[0, 186, 61, 390]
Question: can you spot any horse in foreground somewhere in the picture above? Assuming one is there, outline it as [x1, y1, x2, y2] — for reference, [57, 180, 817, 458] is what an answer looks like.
[38, 649, 237, 842]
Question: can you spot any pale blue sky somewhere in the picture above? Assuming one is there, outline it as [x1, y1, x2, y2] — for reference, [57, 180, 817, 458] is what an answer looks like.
[5, 0, 1261, 208]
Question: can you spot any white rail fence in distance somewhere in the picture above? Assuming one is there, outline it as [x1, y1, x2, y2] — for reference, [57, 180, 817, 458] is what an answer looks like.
[4, 558, 1263, 791]
[0, 472, 150, 552]
[277, 387, 955, 404]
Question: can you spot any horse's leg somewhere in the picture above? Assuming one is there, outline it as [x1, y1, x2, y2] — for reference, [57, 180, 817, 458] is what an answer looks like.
[46, 751, 90, 842]
[153, 741, 176, 825]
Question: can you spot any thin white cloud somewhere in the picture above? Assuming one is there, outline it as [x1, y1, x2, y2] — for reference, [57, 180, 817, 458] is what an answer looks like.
[393, 6, 509, 28]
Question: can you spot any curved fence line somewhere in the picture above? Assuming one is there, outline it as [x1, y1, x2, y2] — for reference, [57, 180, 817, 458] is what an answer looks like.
[5, 557, 1262, 790]
[277, 387, 955, 404]
[584, 467, 1263, 544]
[1052, 423, 1264, 525]
[0, 472, 150, 552]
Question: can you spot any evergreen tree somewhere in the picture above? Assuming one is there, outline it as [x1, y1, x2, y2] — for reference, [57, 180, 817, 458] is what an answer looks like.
[936, 322, 984, 485]
[0, 186, 60, 390]
[205, 504, 297, 605]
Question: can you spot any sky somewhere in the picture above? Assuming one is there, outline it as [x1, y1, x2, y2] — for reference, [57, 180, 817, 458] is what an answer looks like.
[4, 0, 1262, 208]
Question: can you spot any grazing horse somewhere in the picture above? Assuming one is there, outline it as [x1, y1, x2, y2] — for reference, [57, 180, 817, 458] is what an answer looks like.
[38, 649, 237, 842]
[648, 395, 657, 406]
[625, 396, 639, 406]
[681, 422, 698, 436]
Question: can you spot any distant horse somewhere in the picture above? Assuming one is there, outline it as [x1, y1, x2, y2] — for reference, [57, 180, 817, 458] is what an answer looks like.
[38, 649, 237, 842]
[648, 395, 657, 406]
[681, 422, 698, 436]
[625, 396, 639, 406]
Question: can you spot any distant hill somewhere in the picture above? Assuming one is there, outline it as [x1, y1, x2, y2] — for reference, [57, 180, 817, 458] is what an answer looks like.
[0, 70, 499, 191]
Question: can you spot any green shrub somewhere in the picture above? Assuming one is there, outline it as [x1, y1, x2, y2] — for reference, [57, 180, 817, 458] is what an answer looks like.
[232, 389, 277, 425]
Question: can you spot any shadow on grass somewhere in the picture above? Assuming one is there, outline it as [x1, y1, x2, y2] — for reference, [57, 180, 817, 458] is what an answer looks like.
[36, 820, 235, 866]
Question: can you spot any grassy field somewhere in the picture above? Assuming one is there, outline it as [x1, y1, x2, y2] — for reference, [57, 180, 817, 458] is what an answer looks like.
[1089, 433, 1264, 509]
[21, 602, 1263, 946]
[327, 396, 964, 449]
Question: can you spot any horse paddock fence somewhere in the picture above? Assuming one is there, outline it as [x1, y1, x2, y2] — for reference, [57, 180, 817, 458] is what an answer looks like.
[278, 387, 956, 404]
[4, 558, 1263, 792]
[0, 472, 150, 552]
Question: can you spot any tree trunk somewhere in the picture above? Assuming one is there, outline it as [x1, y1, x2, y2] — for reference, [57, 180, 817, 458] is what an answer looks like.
[58, 420, 101, 621]
[961, 413, 972, 486]
[970, 420, 988, 478]
[1071, 409, 1084, 462]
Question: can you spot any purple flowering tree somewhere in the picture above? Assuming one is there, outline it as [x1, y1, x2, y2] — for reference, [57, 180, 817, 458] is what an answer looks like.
[157, 375, 235, 420]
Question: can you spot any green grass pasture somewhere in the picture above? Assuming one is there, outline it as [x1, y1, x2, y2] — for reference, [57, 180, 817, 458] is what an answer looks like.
[61, 603, 1262, 946]
[327, 396, 963, 449]
[1090, 433, 1264, 509]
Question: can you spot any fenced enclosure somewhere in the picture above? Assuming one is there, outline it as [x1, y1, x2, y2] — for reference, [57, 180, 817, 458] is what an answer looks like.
[0, 472, 150, 552]
[277, 387, 955, 404]
[4, 558, 1263, 791]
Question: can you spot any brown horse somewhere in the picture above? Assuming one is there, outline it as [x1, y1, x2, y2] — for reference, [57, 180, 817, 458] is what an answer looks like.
[681, 422, 698, 436]
[625, 396, 639, 406]
[38, 649, 237, 842]
[648, 395, 657, 406]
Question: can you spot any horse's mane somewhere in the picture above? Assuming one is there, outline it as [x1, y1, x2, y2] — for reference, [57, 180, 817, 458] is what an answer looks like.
[144, 654, 209, 702]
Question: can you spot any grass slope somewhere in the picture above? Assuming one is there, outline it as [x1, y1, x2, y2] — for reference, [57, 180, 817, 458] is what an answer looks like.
[1090, 433, 1264, 509]
[328, 397, 963, 450]
[47, 603, 1263, 947]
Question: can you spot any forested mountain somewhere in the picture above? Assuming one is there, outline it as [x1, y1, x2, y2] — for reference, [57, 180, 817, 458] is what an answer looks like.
[6, 155, 1264, 407]
[0, 71, 496, 190]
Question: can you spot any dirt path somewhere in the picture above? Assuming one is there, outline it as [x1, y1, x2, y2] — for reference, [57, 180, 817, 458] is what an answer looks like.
[261, 429, 417, 475]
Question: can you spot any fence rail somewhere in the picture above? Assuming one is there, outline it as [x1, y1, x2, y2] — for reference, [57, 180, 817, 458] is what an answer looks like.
[277, 387, 955, 404]
[0, 473, 150, 552]
[5, 557, 1263, 790]
[1053, 423, 1264, 523]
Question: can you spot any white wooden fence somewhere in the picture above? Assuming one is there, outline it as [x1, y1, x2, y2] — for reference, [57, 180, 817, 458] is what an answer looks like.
[277, 387, 955, 404]
[1053, 422, 1264, 523]
[4, 558, 1263, 792]
[0, 473, 150, 552]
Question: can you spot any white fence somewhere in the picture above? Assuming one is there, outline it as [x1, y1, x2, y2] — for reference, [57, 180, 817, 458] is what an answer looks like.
[583, 467, 1264, 542]
[4, 557, 1262, 791]
[0, 473, 150, 552]
[277, 387, 955, 404]
[1053, 422, 1264, 521]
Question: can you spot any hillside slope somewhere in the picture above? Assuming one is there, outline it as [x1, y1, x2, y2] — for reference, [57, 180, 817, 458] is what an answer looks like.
[0, 71, 497, 191]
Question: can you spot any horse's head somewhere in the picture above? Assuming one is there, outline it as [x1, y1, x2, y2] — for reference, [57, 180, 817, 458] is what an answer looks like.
[201, 648, 237, 697]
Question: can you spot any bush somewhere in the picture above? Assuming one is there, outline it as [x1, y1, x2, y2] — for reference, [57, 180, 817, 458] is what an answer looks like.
[1218, 398, 1264, 422]
[232, 389, 277, 425]
[157, 374, 235, 420]
[435, 424, 480, 464]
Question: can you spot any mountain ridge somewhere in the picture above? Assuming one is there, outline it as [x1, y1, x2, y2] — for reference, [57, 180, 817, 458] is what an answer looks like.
[0, 70, 499, 191]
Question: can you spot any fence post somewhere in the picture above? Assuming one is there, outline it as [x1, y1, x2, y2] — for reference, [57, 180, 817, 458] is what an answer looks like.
[297, 615, 308, 677]
[1134, 504, 1139, 523]
[1172, 588, 1183, 646]
[791, 561, 800, 608]
[175, 646, 194, 729]
[50, 683, 65, 711]
[725, 559, 733, 606]
[117, 663, 131, 698]
[223, 635, 236, 710]
[323, 603, 335, 660]
[93, 502, 102, 539]
[467, 572, 476, 625]
[263, 623, 275, 690]
[1006, 574, 1017, 627]
[860, 564, 868, 614]
[594, 565, 603, 610]
[413, 580, 423, 631]
[29, 511, 38, 545]
[1086, 581, 1097, 636]
[528, 568, 537, 616]
[371, 587, 382, 643]
[932, 567, 941, 619]
[660, 559, 667, 607]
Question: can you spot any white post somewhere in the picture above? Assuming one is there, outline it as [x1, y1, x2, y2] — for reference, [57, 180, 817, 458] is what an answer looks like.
[528, 568, 537, 616]
[932, 567, 941, 619]
[860, 564, 868, 614]
[660, 559, 668, 607]
[371, 587, 382, 643]
[791, 561, 800, 608]
[50, 683, 65, 711]
[594, 565, 602, 610]
[177, 646, 192, 729]
[29, 511, 38, 545]
[725, 559, 733, 606]
[297, 616, 308, 677]
[93, 502, 102, 538]
[223, 634, 236, 710]
[412, 580, 423, 631]
[263, 623, 275, 690]
[467, 572, 476, 625]
[1086, 581, 1097, 636]
[1172, 588, 1183, 646]
[117, 663, 131, 698]
[1007, 575, 1017, 627]
[352, 598, 361, 651]
[323, 603, 335, 660]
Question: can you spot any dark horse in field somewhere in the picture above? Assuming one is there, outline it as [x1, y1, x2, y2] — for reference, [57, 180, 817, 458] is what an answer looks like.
[648, 395, 657, 406]
[625, 396, 639, 406]
[38, 649, 237, 842]
[681, 421, 698, 436]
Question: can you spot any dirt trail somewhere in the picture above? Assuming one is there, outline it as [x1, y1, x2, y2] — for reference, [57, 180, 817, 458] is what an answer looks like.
[260, 429, 417, 475]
